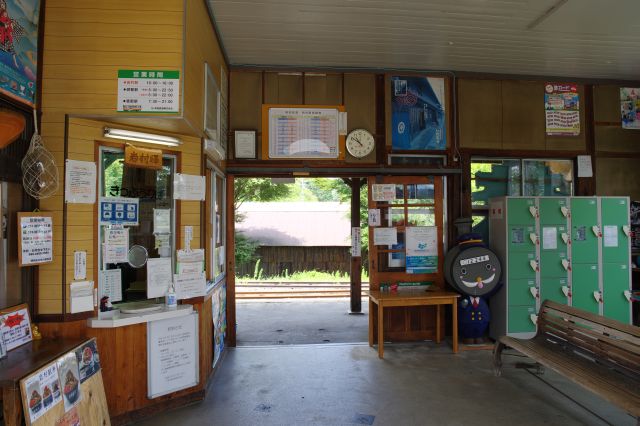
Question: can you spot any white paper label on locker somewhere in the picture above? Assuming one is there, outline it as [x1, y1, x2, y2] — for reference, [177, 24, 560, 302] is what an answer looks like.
[603, 225, 618, 247]
[542, 227, 557, 250]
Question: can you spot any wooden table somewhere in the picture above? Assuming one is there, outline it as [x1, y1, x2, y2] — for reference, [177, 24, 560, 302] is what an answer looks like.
[367, 290, 460, 358]
[0, 338, 84, 426]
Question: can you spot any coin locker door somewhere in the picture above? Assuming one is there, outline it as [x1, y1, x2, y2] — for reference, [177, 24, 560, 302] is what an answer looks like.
[602, 263, 631, 323]
[600, 197, 630, 264]
[571, 263, 600, 314]
[570, 198, 598, 264]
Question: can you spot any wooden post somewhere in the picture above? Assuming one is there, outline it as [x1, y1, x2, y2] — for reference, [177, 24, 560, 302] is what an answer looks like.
[226, 175, 237, 347]
[346, 178, 366, 314]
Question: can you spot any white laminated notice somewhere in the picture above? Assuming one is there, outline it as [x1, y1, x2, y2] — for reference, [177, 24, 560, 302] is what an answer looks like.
[542, 227, 557, 250]
[603, 225, 618, 247]
[173, 174, 205, 201]
[373, 227, 398, 245]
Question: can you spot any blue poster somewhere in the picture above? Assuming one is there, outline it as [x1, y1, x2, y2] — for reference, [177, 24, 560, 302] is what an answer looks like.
[390, 76, 446, 151]
[99, 197, 139, 226]
[0, 0, 39, 106]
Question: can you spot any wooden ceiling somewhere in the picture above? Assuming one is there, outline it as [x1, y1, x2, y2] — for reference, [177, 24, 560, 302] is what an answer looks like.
[208, 0, 640, 80]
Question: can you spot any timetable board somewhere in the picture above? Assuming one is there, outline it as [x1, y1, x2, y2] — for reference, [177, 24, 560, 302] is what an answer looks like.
[261, 104, 346, 160]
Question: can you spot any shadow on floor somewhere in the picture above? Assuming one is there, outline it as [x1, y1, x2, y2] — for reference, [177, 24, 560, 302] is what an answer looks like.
[237, 298, 369, 346]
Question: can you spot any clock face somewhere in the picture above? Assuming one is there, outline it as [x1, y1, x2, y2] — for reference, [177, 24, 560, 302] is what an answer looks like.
[346, 129, 375, 158]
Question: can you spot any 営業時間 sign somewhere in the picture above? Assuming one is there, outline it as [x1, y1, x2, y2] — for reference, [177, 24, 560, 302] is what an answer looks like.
[117, 70, 180, 113]
[18, 212, 53, 266]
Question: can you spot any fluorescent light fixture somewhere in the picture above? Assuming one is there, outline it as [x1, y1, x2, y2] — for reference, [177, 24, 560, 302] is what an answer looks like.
[103, 127, 181, 147]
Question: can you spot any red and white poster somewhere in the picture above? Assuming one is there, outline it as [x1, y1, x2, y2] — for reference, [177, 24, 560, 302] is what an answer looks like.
[544, 83, 580, 136]
[0, 305, 32, 351]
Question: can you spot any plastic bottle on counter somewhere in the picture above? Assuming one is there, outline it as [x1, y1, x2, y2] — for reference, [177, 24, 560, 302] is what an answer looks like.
[165, 285, 177, 309]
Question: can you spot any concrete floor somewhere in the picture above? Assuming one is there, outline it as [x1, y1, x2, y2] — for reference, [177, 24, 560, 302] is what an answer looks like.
[137, 343, 634, 426]
[237, 299, 369, 346]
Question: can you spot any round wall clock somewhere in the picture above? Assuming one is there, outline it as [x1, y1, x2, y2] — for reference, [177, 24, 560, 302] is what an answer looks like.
[345, 129, 375, 158]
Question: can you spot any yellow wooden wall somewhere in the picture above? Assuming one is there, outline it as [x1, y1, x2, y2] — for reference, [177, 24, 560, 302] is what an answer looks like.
[38, 0, 226, 315]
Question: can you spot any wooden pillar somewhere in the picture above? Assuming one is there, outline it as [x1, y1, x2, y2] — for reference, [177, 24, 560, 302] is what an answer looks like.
[226, 175, 237, 347]
[345, 178, 366, 314]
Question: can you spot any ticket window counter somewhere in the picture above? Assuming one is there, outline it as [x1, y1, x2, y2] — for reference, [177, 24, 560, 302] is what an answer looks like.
[97, 146, 177, 307]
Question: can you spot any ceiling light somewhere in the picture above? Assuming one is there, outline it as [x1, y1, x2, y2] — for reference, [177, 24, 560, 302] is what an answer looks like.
[103, 127, 181, 147]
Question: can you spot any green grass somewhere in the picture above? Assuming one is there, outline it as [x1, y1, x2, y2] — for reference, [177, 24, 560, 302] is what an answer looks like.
[236, 269, 369, 282]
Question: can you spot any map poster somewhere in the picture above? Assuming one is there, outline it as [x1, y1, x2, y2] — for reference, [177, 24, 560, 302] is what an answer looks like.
[621, 87, 640, 129]
[390, 76, 447, 151]
[545, 83, 580, 136]
[0, 0, 39, 106]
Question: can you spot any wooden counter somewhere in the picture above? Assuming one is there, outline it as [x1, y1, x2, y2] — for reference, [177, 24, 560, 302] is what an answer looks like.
[367, 290, 460, 358]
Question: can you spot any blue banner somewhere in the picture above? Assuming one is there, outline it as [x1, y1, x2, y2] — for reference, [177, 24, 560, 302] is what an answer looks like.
[0, 0, 39, 106]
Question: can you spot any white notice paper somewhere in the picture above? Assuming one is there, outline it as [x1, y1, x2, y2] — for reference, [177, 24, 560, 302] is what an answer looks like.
[351, 227, 361, 257]
[368, 209, 381, 226]
[577, 155, 593, 178]
[373, 227, 398, 245]
[147, 257, 173, 298]
[371, 184, 396, 202]
[542, 227, 558, 250]
[174, 272, 206, 300]
[103, 228, 129, 264]
[177, 248, 205, 274]
[74, 251, 87, 280]
[19, 215, 53, 266]
[65, 159, 96, 204]
[70, 281, 94, 313]
[99, 269, 122, 303]
[173, 174, 205, 201]
[153, 209, 171, 234]
[603, 225, 618, 247]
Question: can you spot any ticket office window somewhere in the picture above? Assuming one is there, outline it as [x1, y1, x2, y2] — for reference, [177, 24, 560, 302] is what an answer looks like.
[209, 169, 226, 283]
[98, 147, 176, 303]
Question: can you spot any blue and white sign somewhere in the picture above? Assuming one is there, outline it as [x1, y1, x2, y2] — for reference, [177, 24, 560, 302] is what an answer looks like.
[99, 197, 139, 226]
[406, 226, 438, 274]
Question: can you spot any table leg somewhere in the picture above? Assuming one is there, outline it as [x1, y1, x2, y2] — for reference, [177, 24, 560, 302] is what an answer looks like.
[2, 385, 22, 426]
[368, 299, 374, 347]
[436, 304, 441, 343]
[377, 303, 384, 359]
[452, 300, 458, 354]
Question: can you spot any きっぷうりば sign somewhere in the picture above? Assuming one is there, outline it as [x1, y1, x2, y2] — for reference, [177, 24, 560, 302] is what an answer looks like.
[117, 70, 180, 113]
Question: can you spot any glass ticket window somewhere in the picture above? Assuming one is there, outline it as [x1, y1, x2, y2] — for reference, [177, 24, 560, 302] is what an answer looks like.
[98, 147, 176, 304]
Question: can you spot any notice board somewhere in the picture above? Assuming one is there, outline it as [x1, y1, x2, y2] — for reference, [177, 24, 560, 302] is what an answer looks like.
[147, 312, 199, 398]
[261, 104, 346, 160]
[17, 212, 54, 267]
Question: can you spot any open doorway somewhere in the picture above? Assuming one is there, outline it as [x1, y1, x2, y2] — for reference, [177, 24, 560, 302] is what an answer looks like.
[233, 177, 369, 346]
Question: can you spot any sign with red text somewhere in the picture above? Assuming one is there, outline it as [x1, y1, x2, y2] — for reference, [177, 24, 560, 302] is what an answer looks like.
[545, 83, 580, 136]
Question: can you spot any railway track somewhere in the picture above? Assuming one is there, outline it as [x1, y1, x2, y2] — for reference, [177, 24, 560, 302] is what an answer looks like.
[236, 282, 370, 299]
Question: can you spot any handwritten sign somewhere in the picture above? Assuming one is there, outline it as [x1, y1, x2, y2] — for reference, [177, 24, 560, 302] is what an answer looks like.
[18, 212, 53, 266]
[64, 160, 96, 204]
[124, 144, 163, 170]
[0, 304, 33, 351]
[147, 313, 199, 398]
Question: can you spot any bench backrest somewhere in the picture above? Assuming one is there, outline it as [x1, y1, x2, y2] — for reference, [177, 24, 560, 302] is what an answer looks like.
[537, 300, 640, 379]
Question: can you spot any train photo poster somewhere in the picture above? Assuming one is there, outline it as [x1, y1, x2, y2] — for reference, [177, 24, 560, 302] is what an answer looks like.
[390, 76, 446, 151]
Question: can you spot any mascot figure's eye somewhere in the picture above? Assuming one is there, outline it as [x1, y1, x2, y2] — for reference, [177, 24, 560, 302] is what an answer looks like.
[486, 264, 492, 270]
[461, 267, 467, 275]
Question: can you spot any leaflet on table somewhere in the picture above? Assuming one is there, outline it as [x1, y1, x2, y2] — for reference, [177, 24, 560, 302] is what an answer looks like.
[25, 373, 45, 422]
[57, 352, 82, 412]
[147, 257, 173, 298]
[99, 197, 139, 226]
[153, 208, 171, 234]
[99, 269, 123, 303]
[177, 248, 205, 274]
[405, 226, 438, 274]
[373, 227, 398, 245]
[174, 272, 206, 299]
[39, 363, 62, 415]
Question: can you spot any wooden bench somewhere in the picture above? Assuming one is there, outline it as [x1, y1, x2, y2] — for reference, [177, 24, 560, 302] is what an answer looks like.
[493, 300, 640, 422]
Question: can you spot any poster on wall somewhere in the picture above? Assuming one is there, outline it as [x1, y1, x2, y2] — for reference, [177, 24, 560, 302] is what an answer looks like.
[117, 69, 180, 113]
[18, 212, 53, 266]
[99, 196, 139, 226]
[56, 352, 82, 412]
[405, 226, 438, 274]
[0, 0, 39, 106]
[211, 282, 226, 368]
[621, 88, 640, 129]
[390, 76, 446, 151]
[544, 83, 580, 136]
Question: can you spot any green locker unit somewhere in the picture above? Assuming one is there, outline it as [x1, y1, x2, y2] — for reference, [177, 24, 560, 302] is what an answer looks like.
[488, 197, 539, 339]
[490, 196, 632, 339]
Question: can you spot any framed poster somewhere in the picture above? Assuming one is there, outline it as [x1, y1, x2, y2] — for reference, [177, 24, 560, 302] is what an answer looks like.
[261, 104, 346, 160]
[390, 76, 447, 151]
[234, 130, 256, 159]
[18, 211, 53, 266]
[0, 0, 40, 106]
[0, 303, 33, 351]
[621, 87, 640, 129]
